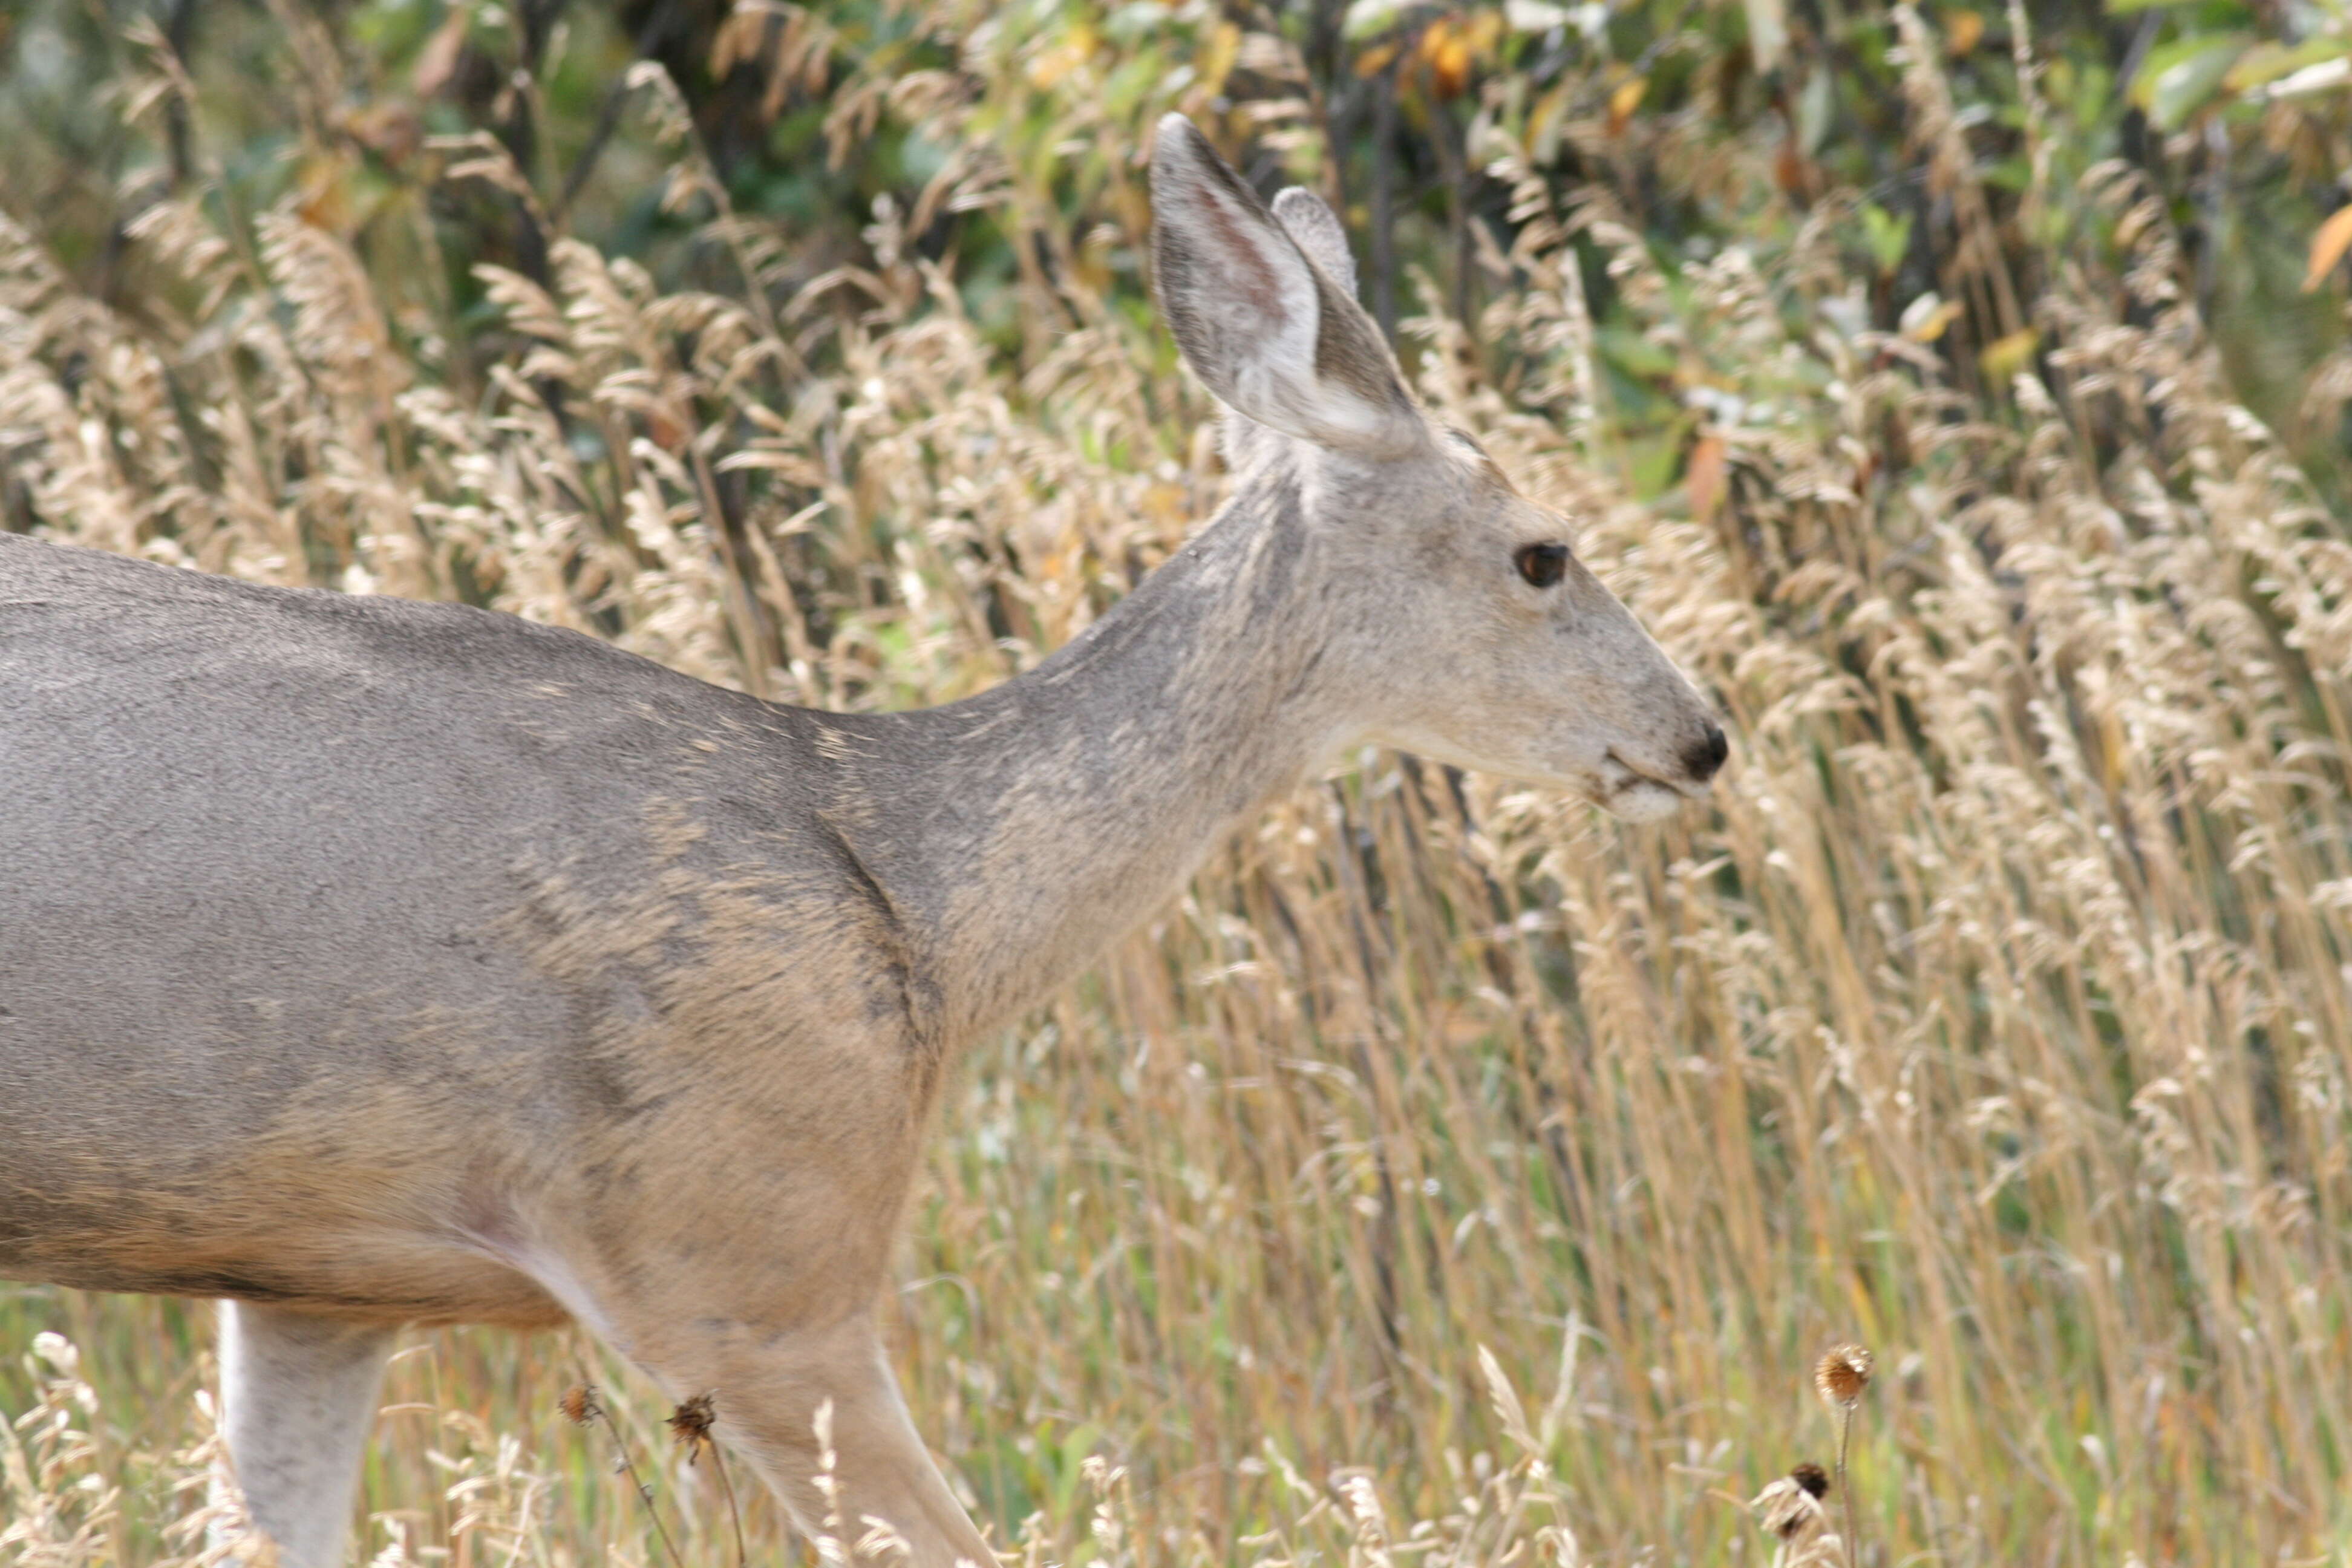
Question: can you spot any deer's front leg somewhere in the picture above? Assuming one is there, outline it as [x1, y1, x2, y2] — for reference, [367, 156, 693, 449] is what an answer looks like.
[740, 1314, 994, 1568]
[531, 1007, 984, 1561]
[609, 1305, 995, 1568]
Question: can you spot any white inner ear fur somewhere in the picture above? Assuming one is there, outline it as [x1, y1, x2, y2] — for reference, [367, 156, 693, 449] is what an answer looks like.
[1188, 179, 1330, 438]
[1152, 118, 1418, 457]
[1272, 187, 1358, 296]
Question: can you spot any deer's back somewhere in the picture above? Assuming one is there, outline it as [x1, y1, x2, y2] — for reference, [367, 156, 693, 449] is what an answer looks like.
[0, 535, 916, 1317]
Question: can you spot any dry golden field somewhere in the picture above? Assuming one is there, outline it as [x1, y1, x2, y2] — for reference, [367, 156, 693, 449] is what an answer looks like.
[5, 1, 2352, 1564]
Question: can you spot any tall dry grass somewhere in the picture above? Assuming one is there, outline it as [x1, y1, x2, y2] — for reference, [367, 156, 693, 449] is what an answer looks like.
[5, 6, 2352, 1566]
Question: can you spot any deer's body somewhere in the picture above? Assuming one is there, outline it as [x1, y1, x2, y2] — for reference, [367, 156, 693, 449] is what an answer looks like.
[1, 462, 1347, 1325]
[0, 120, 1723, 1568]
[4, 530, 903, 1323]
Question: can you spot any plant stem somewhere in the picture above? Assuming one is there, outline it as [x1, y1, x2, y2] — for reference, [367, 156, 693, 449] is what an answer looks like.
[573, 1366, 687, 1568]
[713, 1445, 750, 1568]
[1835, 1403, 1857, 1568]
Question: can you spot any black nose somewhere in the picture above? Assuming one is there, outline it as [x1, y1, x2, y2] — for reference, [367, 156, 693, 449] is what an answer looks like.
[1685, 724, 1728, 782]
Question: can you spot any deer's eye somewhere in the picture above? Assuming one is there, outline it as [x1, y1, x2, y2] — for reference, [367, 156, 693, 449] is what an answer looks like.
[1515, 542, 1569, 588]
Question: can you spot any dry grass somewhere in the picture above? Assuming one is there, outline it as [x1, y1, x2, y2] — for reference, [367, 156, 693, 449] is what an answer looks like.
[5, 8, 2352, 1566]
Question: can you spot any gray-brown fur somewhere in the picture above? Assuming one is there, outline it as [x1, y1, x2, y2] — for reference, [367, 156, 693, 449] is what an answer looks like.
[0, 115, 1722, 1567]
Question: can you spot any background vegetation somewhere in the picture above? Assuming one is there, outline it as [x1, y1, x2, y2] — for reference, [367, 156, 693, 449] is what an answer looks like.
[6, 0, 2352, 1562]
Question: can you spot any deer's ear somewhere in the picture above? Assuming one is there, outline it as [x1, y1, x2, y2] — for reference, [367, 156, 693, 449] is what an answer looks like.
[1149, 116, 1423, 458]
[1271, 186, 1357, 296]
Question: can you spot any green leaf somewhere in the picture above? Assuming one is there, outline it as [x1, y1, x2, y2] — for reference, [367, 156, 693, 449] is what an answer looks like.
[1797, 65, 1834, 155]
[2225, 37, 2347, 92]
[1343, 0, 1417, 41]
[2135, 33, 2252, 131]
[1504, 0, 1573, 31]
[1860, 202, 1913, 276]
[1596, 325, 1676, 377]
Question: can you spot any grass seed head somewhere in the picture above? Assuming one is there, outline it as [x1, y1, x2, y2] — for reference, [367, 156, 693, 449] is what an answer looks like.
[1750, 1472, 1829, 1541]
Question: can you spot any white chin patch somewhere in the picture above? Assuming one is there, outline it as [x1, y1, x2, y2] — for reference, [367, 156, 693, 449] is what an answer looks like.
[1604, 779, 1687, 823]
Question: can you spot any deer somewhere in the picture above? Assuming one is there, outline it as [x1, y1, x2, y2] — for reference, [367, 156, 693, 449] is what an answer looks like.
[0, 116, 1724, 1567]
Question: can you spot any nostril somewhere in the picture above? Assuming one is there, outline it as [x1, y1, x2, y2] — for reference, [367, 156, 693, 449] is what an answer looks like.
[1686, 724, 1728, 781]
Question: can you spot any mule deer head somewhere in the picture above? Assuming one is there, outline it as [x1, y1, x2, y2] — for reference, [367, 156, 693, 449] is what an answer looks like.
[1149, 114, 1725, 819]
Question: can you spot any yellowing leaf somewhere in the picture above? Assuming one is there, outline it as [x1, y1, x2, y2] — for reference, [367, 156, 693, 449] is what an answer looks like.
[1027, 38, 1090, 90]
[1198, 19, 1242, 97]
[1687, 433, 1727, 523]
[1899, 292, 1960, 342]
[1355, 41, 1400, 77]
[1979, 327, 2040, 384]
[1528, 80, 1572, 161]
[1944, 9, 1984, 56]
[1023, 21, 1101, 90]
[1608, 76, 1648, 135]
[2223, 39, 2338, 93]
[1422, 16, 1474, 100]
[2305, 204, 2352, 292]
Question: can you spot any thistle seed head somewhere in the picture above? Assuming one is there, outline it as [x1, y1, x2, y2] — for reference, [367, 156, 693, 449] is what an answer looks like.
[668, 1391, 718, 1463]
[558, 1384, 599, 1426]
[1814, 1344, 1873, 1408]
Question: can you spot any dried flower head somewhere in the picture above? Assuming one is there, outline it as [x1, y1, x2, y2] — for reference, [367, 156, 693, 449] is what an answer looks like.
[1750, 1472, 1829, 1541]
[1789, 1461, 1829, 1498]
[1814, 1344, 1873, 1408]
[558, 1383, 599, 1426]
[668, 1391, 718, 1462]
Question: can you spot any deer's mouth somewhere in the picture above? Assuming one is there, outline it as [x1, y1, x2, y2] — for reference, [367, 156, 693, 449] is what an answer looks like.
[1597, 750, 1695, 822]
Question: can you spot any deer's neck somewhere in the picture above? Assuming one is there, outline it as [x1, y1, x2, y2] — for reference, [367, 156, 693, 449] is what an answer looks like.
[838, 466, 1344, 1044]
